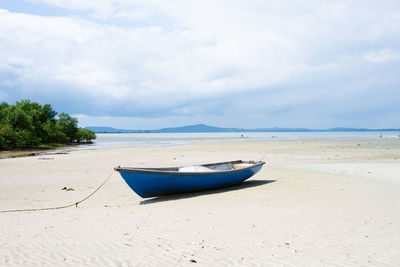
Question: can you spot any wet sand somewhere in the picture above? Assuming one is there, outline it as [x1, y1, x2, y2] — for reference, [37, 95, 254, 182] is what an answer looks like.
[1, 138, 400, 266]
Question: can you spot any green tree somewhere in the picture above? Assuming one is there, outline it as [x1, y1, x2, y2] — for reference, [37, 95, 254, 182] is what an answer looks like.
[0, 100, 96, 150]
[76, 128, 96, 143]
[56, 112, 79, 142]
[0, 124, 15, 149]
[0, 101, 9, 111]
[42, 120, 68, 143]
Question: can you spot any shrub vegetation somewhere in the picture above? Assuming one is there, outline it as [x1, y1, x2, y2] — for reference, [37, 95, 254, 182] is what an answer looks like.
[0, 100, 96, 150]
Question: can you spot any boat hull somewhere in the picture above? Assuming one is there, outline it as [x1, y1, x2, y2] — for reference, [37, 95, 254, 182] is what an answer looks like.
[116, 161, 264, 198]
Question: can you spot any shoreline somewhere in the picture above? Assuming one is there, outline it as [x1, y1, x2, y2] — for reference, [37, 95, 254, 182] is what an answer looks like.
[3, 130, 398, 160]
[0, 142, 94, 159]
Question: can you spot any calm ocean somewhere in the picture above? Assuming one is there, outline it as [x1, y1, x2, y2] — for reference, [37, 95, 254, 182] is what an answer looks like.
[74, 131, 400, 150]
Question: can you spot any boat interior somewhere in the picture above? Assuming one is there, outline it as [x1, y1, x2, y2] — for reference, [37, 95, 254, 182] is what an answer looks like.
[115, 160, 261, 173]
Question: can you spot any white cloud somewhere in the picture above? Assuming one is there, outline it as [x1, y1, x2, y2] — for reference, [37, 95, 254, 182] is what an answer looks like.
[28, 0, 116, 19]
[1, 1, 400, 128]
[363, 49, 400, 63]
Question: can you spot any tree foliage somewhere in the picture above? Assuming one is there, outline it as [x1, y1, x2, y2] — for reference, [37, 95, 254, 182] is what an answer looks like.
[0, 100, 96, 150]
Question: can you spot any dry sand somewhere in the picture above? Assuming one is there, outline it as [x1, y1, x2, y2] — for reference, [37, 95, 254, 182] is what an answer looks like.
[1, 138, 400, 266]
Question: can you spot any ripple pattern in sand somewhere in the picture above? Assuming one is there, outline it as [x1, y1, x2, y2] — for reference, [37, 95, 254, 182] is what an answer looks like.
[2, 203, 399, 267]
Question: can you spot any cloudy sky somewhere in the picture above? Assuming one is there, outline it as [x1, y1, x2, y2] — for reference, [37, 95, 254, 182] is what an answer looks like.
[1, 0, 399, 129]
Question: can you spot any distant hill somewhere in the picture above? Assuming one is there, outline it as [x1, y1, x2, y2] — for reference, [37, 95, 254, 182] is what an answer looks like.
[86, 124, 400, 133]
[156, 124, 240, 133]
[86, 127, 126, 133]
[85, 126, 151, 133]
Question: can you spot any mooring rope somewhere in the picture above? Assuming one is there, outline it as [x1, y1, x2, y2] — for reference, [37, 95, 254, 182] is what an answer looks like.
[0, 171, 114, 213]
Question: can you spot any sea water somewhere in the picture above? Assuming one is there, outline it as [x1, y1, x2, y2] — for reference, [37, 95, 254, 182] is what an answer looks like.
[74, 131, 400, 150]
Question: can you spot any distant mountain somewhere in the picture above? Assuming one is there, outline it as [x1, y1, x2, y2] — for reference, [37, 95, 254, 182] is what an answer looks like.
[156, 124, 241, 133]
[328, 127, 400, 132]
[86, 126, 128, 133]
[86, 124, 400, 133]
[86, 126, 150, 133]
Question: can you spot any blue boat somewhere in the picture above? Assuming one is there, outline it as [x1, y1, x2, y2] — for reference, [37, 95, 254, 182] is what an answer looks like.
[114, 160, 265, 198]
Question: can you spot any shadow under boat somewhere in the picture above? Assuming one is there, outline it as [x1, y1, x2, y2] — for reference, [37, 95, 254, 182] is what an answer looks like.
[139, 179, 276, 205]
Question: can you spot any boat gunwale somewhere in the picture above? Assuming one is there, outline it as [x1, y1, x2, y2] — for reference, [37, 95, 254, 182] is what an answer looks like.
[114, 160, 265, 176]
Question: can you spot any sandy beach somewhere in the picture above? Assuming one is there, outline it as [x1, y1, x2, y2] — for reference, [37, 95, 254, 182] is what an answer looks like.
[1, 138, 400, 266]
